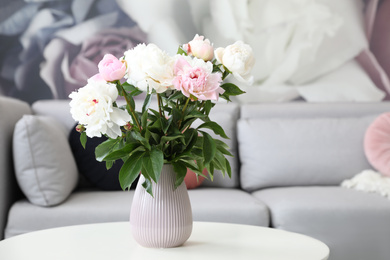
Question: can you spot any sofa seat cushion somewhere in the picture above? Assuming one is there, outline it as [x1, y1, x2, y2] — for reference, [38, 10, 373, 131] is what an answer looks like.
[253, 186, 390, 260]
[189, 188, 269, 227]
[5, 188, 269, 238]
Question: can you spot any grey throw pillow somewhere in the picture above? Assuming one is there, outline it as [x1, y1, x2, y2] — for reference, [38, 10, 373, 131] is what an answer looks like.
[13, 115, 78, 206]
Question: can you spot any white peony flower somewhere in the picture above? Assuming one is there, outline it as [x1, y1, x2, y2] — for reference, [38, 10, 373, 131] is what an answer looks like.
[215, 41, 255, 85]
[124, 43, 175, 93]
[69, 81, 131, 139]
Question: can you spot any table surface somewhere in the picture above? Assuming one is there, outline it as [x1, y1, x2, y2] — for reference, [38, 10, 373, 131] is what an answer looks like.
[0, 222, 329, 260]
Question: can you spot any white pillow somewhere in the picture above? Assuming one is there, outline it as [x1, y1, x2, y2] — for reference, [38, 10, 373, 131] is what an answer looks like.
[13, 115, 78, 206]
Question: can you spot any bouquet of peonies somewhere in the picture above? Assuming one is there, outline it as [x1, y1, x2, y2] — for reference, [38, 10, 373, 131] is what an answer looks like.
[69, 34, 255, 195]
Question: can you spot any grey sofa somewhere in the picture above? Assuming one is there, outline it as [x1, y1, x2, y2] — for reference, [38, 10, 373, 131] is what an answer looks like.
[1, 95, 390, 260]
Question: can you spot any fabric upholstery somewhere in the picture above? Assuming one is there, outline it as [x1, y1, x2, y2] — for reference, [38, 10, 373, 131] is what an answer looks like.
[240, 102, 390, 120]
[5, 188, 269, 238]
[239, 115, 376, 191]
[0, 96, 31, 240]
[13, 115, 78, 206]
[253, 186, 390, 260]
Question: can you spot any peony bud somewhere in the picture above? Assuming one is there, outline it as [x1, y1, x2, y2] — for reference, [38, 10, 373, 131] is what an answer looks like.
[185, 34, 214, 61]
[123, 122, 133, 131]
[75, 124, 85, 133]
[98, 54, 127, 82]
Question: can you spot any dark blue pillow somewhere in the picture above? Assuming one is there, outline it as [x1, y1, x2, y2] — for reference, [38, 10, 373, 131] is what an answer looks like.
[68, 124, 138, 190]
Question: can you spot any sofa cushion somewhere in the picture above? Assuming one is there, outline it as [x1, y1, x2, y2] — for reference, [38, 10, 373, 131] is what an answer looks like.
[238, 115, 376, 191]
[253, 186, 390, 260]
[4, 188, 269, 238]
[189, 188, 269, 226]
[13, 115, 78, 206]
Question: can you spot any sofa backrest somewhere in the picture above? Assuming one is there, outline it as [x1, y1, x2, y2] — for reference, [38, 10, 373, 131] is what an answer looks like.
[0, 96, 31, 239]
[238, 102, 390, 192]
[31, 99, 240, 188]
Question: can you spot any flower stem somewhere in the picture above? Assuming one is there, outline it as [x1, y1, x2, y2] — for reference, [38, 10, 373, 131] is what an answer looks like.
[178, 97, 190, 130]
[182, 97, 190, 113]
[157, 93, 163, 118]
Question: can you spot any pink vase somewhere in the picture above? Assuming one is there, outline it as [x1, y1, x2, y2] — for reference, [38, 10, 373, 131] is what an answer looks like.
[130, 164, 193, 248]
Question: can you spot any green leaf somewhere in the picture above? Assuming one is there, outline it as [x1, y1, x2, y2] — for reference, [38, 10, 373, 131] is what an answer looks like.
[197, 121, 229, 139]
[161, 116, 173, 134]
[172, 161, 187, 189]
[141, 109, 149, 129]
[177, 46, 187, 55]
[206, 162, 215, 181]
[80, 132, 87, 149]
[142, 93, 152, 113]
[142, 148, 164, 183]
[200, 131, 216, 165]
[131, 131, 151, 150]
[95, 138, 121, 162]
[149, 108, 160, 118]
[142, 178, 153, 197]
[161, 134, 185, 145]
[122, 82, 143, 96]
[183, 110, 207, 121]
[119, 151, 144, 190]
[215, 139, 233, 156]
[225, 158, 232, 178]
[172, 105, 182, 123]
[168, 90, 185, 101]
[182, 128, 198, 154]
[103, 142, 141, 161]
[213, 150, 227, 172]
[106, 160, 114, 170]
[204, 100, 214, 116]
[217, 144, 233, 157]
[220, 83, 245, 99]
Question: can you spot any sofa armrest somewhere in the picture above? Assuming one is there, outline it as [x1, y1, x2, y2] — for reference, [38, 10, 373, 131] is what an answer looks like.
[0, 96, 31, 239]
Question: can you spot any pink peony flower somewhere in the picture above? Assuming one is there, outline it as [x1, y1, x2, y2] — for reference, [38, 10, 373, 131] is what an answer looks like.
[183, 34, 214, 61]
[173, 56, 223, 101]
[98, 54, 127, 82]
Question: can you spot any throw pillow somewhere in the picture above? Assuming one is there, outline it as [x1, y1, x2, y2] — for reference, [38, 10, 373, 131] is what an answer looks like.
[364, 112, 390, 176]
[13, 115, 78, 206]
[68, 124, 139, 190]
[239, 115, 376, 191]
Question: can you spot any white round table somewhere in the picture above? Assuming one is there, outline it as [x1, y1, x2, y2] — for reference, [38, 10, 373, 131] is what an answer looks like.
[0, 222, 329, 260]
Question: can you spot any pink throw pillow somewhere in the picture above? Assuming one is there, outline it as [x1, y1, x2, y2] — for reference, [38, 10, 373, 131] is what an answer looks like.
[364, 112, 390, 176]
[184, 168, 207, 189]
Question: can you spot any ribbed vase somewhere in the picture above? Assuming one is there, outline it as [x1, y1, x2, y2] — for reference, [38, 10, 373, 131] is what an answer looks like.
[129, 164, 193, 248]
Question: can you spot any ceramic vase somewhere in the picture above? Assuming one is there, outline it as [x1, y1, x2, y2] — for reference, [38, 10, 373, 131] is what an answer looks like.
[129, 164, 193, 248]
